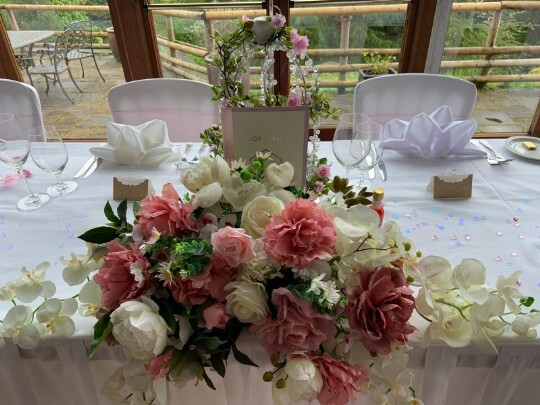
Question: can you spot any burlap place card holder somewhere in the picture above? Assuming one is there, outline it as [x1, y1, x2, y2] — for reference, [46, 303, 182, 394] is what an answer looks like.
[431, 170, 473, 199]
[221, 106, 310, 187]
[113, 176, 151, 201]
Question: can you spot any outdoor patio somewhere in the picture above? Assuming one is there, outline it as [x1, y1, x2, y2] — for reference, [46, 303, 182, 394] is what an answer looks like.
[23, 52, 539, 140]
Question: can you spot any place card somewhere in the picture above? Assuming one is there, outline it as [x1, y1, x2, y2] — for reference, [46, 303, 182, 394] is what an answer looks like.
[430, 170, 473, 199]
[113, 175, 152, 201]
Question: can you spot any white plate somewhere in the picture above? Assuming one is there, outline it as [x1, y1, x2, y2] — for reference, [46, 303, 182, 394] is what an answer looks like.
[504, 136, 540, 161]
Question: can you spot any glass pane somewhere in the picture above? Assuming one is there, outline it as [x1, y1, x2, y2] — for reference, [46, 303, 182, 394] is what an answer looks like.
[150, 1, 407, 125]
[1, 1, 123, 141]
[442, 0, 540, 133]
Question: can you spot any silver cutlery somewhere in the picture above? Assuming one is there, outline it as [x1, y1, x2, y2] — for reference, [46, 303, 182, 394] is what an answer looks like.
[188, 144, 207, 166]
[82, 157, 102, 179]
[478, 140, 514, 164]
[470, 140, 501, 165]
[377, 161, 387, 181]
[74, 156, 100, 178]
[176, 143, 193, 170]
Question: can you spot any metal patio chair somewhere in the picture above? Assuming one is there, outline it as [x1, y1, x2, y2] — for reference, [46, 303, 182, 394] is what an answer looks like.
[65, 20, 105, 82]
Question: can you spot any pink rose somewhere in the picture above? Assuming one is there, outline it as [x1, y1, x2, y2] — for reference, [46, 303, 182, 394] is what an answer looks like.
[271, 14, 286, 28]
[310, 353, 368, 405]
[93, 241, 151, 309]
[137, 183, 195, 238]
[286, 92, 302, 107]
[263, 199, 337, 269]
[314, 181, 325, 193]
[346, 267, 416, 355]
[250, 288, 334, 354]
[316, 164, 331, 178]
[211, 226, 255, 268]
[290, 29, 309, 54]
[146, 350, 173, 381]
[242, 14, 252, 23]
[203, 303, 230, 329]
[290, 28, 299, 42]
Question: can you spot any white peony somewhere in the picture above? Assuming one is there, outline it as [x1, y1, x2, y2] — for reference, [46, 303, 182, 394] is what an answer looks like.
[223, 172, 267, 211]
[266, 162, 294, 188]
[225, 280, 268, 324]
[192, 182, 223, 208]
[180, 156, 213, 192]
[241, 195, 284, 239]
[272, 356, 323, 405]
[110, 297, 169, 360]
[210, 154, 231, 186]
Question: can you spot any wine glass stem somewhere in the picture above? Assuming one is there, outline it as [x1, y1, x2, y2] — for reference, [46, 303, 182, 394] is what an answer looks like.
[345, 167, 352, 180]
[18, 169, 38, 203]
[55, 174, 67, 191]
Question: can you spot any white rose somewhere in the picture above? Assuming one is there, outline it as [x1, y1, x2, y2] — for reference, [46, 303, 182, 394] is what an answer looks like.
[192, 182, 223, 208]
[266, 162, 294, 188]
[180, 157, 213, 192]
[110, 297, 168, 360]
[240, 240, 281, 281]
[241, 195, 284, 239]
[268, 189, 296, 205]
[223, 173, 267, 211]
[225, 280, 268, 324]
[272, 356, 322, 405]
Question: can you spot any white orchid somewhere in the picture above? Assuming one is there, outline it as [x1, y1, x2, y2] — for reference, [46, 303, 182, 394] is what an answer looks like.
[61, 253, 100, 286]
[416, 256, 453, 292]
[15, 262, 56, 303]
[36, 297, 77, 337]
[0, 281, 18, 301]
[2, 305, 42, 349]
[451, 258, 489, 304]
[470, 295, 506, 354]
[511, 313, 540, 338]
[272, 355, 323, 405]
[496, 271, 525, 315]
[78, 280, 102, 317]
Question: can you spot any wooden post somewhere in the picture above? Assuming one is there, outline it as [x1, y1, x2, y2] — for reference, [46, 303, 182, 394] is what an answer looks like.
[6, 10, 20, 31]
[0, 17, 23, 81]
[338, 15, 351, 95]
[166, 16, 176, 58]
[271, 0, 290, 98]
[202, 13, 215, 56]
[481, 9, 502, 77]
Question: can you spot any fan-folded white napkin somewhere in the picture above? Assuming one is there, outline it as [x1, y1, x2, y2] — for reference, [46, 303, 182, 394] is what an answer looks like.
[90, 120, 179, 166]
[382, 106, 484, 159]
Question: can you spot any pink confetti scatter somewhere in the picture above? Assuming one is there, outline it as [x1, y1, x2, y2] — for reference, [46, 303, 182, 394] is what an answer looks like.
[519, 235, 525, 239]
[511, 252, 518, 257]
[451, 235, 457, 240]
[497, 231, 503, 236]
[464, 235, 471, 241]
[432, 235, 439, 240]
[495, 256, 502, 262]
[513, 217, 519, 222]
[517, 279, 523, 286]
[515, 223, 521, 227]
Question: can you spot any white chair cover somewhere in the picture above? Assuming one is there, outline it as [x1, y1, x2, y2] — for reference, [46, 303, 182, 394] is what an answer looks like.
[0, 79, 44, 133]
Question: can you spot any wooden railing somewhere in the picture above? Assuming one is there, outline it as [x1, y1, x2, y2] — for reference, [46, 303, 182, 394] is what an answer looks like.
[2, 1, 540, 88]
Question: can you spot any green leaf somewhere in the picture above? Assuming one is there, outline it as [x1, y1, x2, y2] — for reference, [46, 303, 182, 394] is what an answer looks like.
[117, 200, 128, 223]
[196, 336, 225, 351]
[202, 369, 216, 390]
[133, 201, 141, 217]
[89, 313, 113, 359]
[232, 342, 258, 367]
[210, 353, 226, 377]
[79, 226, 119, 244]
[104, 201, 120, 226]
[520, 296, 535, 307]
[156, 299, 178, 334]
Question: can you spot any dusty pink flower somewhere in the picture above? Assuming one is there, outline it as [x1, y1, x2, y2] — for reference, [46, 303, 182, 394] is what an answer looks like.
[310, 353, 369, 405]
[137, 183, 195, 238]
[219, 99, 230, 109]
[2, 169, 32, 186]
[346, 267, 416, 355]
[146, 350, 173, 381]
[286, 92, 302, 107]
[271, 14, 286, 28]
[310, 353, 368, 405]
[242, 14, 252, 23]
[316, 164, 331, 178]
[314, 181, 325, 193]
[263, 199, 337, 269]
[250, 288, 334, 354]
[211, 226, 255, 268]
[290, 29, 309, 54]
[203, 303, 230, 329]
[290, 28, 300, 42]
[93, 241, 151, 309]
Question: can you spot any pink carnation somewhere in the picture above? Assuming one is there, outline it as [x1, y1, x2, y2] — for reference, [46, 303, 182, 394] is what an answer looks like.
[310, 353, 368, 405]
[346, 267, 416, 355]
[316, 164, 331, 178]
[271, 14, 286, 28]
[263, 199, 337, 269]
[93, 241, 151, 309]
[286, 92, 302, 107]
[146, 350, 173, 381]
[211, 226, 255, 268]
[137, 183, 195, 239]
[203, 303, 230, 329]
[250, 288, 334, 354]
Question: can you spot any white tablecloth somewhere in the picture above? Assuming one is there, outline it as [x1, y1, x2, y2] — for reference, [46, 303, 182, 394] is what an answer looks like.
[1, 140, 540, 404]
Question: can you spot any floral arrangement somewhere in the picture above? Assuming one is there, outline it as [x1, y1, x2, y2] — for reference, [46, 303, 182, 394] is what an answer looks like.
[210, 13, 337, 132]
[0, 154, 537, 405]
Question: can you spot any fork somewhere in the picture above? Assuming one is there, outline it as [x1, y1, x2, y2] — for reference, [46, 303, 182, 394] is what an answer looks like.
[478, 140, 514, 164]
[470, 140, 501, 165]
[187, 144, 207, 166]
[175, 143, 193, 170]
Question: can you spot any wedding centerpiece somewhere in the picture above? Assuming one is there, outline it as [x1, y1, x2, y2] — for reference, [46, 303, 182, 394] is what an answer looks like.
[1, 150, 537, 405]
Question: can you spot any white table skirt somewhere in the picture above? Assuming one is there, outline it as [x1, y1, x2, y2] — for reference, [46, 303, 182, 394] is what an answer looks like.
[1, 140, 540, 404]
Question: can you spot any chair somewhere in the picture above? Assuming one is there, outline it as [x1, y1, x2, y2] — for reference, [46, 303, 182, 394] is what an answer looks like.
[108, 78, 220, 142]
[353, 73, 477, 126]
[65, 20, 105, 82]
[0, 79, 45, 134]
[26, 30, 83, 104]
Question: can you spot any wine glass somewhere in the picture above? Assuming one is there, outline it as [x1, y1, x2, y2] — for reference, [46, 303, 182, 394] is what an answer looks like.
[0, 113, 50, 211]
[356, 121, 384, 191]
[332, 113, 371, 182]
[29, 125, 78, 197]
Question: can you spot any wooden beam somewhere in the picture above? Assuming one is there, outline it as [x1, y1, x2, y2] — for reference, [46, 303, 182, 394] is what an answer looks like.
[272, 0, 290, 98]
[0, 16, 23, 81]
[107, 0, 162, 81]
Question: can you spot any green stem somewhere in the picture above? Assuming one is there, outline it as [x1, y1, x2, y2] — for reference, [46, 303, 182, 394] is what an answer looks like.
[11, 300, 16, 306]
[415, 308, 433, 323]
[434, 298, 470, 321]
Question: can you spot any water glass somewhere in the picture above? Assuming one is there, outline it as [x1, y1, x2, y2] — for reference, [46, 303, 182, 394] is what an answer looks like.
[332, 113, 371, 181]
[356, 121, 384, 190]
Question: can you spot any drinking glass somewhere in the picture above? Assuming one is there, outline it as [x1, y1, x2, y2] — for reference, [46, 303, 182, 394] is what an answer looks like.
[332, 113, 371, 182]
[0, 113, 50, 211]
[29, 125, 78, 197]
[356, 121, 384, 191]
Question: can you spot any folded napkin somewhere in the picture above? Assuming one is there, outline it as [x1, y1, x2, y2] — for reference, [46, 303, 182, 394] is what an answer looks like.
[90, 120, 179, 166]
[382, 106, 484, 159]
